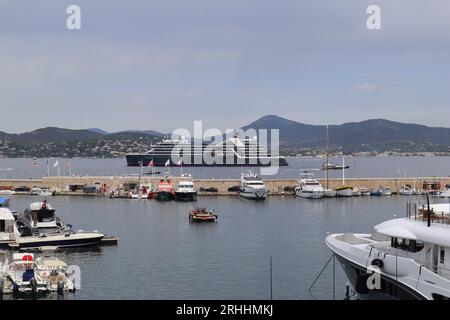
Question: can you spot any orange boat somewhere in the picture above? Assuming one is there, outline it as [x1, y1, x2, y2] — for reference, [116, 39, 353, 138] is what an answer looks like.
[189, 208, 217, 223]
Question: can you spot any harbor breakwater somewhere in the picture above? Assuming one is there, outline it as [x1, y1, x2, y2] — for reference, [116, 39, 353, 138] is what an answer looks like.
[1, 176, 449, 196]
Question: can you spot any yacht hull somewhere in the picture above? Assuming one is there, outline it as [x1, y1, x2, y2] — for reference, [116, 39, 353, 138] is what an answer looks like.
[175, 191, 197, 202]
[239, 190, 267, 200]
[295, 191, 324, 199]
[17, 233, 104, 249]
[336, 255, 425, 300]
[156, 191, 175, 201]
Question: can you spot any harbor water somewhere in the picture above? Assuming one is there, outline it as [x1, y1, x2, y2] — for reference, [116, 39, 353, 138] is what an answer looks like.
[1, 156, 450, 180]
[3, 194, 443, 300]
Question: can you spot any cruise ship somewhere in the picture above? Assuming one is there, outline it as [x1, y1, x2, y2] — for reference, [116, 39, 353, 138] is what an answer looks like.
[126, 135, 288, 167]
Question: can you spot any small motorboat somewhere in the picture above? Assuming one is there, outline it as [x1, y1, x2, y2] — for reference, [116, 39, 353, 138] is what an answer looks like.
[371, 186, 392, 196]
[359, 187, 372, 196]
[35, 248, 75, 293]
[14, 201, 105, 249]
[3, 253, 48, 295]
[189, 208, 217, 223]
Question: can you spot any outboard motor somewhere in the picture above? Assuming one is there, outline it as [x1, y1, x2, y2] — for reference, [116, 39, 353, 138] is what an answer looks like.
[29, 277, 38, 293]
[57, 281, 65, 294]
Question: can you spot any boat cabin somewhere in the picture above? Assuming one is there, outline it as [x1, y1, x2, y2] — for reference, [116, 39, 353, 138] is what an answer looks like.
[23, 202, 58, 230]
[0, 208, 17, 241]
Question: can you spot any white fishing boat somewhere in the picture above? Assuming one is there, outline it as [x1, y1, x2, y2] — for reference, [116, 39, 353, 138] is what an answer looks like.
[326, 201, 450, 300]
[3, 253, 48, 295]
[294, 172, 324, 199]
[239, 171, 268, 200]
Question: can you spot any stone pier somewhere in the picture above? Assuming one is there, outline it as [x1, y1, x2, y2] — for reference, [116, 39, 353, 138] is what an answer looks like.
[0, 176, 449, 196]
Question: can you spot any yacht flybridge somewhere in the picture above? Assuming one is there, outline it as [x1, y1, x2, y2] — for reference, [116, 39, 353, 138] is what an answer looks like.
[326, 200, 450, 300]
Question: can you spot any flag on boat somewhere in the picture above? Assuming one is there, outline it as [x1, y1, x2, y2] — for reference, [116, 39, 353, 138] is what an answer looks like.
[45, 159, 49, 166]
[165, 159, 170, 167]
[176, 160, 183, 166]
[148, 160, 154, 167]
[53, 160, 59, 168]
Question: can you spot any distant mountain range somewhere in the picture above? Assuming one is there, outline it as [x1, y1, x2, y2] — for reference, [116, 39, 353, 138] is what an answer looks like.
[0, 116, 449, 157]
[243, 115, 450, 153]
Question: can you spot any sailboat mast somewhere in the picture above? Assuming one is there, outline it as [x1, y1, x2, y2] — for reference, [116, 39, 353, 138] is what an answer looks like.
[342, 156, 345, 186]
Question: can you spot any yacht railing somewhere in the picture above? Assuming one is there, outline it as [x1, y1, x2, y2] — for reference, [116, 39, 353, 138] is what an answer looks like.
[406, 201, 450, 225]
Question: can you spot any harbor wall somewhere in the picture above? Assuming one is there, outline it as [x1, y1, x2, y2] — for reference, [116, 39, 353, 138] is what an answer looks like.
[1, 176, 449, 195]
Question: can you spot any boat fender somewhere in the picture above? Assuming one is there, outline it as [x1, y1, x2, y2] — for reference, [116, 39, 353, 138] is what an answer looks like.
[30, 278, 37, 292]
[57, 281, 65, 294]
[371, 258, 384, 269]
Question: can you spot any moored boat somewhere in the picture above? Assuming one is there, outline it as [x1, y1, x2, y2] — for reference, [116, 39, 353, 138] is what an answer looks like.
[4, 253, 48, 295]
[326, 201, 450, 300]
[156, 177, 175, 201]
[239, 171, 268, 200]
[175, 176, 197, 202]
[359, 187, 372, 196]
[14, 201, 105, 249]
[336, 186, 353, 197]
[294, 172, 324, 199]
[323, 188, 337, 198]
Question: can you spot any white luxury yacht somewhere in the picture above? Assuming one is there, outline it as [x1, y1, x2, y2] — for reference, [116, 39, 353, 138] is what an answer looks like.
[326, 200, 450, 300]
[174, 175, 197, 202]
[295, 172, 324, 199]
[239, 171, 268, 200]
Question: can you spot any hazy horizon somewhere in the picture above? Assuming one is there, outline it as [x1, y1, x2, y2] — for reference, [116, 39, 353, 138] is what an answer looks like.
[1, 0, 449, 133]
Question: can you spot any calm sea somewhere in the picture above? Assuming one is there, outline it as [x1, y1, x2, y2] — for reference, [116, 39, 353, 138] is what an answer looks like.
[2, 194, 449, 300]
[1, 156, 450, 179]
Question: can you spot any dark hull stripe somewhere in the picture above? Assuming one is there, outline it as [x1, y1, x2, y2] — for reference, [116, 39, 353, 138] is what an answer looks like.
[336, 255, 427, 300]
[19, 236, 104, 249]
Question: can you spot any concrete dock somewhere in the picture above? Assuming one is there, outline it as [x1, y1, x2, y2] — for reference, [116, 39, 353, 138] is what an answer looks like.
[0, 176, 449, 196]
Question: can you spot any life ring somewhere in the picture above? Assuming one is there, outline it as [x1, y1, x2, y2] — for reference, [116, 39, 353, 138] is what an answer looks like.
[22, 254, 33, 262]
[371, 258, 384, 269]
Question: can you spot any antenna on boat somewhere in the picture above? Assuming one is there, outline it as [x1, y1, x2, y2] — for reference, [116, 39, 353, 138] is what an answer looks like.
[426, 192, 431, 227]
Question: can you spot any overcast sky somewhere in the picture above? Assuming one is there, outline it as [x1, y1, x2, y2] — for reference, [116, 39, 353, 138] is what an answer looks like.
[0, 0, 449, 133]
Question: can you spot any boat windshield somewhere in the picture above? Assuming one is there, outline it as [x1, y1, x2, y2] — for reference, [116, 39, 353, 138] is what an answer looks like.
[36, 210, 55, 222]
